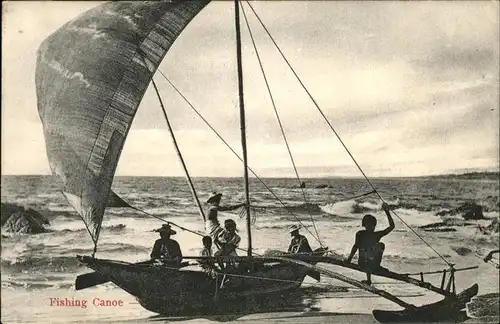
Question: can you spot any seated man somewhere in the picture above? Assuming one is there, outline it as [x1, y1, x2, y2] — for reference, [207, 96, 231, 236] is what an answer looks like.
[150, 224, 183, 266]
[346, 202, 394, 285]
[288, 224, 313, 254]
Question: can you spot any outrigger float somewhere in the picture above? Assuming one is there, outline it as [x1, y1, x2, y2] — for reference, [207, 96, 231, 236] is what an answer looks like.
[36, 0, 480, 322]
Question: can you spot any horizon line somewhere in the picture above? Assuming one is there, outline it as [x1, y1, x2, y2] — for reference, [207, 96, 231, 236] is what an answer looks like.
[1, 170, 498, 179]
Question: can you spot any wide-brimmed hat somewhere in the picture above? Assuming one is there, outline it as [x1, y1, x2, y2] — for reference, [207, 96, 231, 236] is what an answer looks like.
[288, 224, 301, 233]
[154, 224, 176, 235]
[207, 192, 223, 204]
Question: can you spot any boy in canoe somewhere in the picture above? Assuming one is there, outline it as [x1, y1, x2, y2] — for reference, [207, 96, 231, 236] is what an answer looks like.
[346, 202, 395, 285]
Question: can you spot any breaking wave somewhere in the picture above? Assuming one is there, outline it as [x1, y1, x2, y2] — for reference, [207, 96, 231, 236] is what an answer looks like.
[57, 223, 126, 233]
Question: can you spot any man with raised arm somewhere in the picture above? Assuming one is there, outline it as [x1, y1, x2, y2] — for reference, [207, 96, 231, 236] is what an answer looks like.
[205, 192, 245, 248]
[346, 202, 395, 285]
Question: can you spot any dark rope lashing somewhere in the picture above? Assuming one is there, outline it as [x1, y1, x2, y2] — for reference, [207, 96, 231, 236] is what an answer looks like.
[240, 3, 322, 246]
[440, 269, 447, 290]
[445, 265, 456, 294]
[244, 0, 452, 267]
[155, 69, 322, 246]
[92, 242, 97, 258]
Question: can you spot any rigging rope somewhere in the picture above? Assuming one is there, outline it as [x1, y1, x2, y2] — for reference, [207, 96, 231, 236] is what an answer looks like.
[244, 1, 451, 266]
[151, 77, 206, 223]
[240, 2, 322, 247]
[155, 69, 322, 246]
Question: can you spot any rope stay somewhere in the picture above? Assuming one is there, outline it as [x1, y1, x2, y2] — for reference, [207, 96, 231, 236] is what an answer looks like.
[129, 204, 257, 256]
[244, 1, 451, 266]
[150, 78, 206, 223]
[155, 69, 322, 246]
[240, 3, 322, 246]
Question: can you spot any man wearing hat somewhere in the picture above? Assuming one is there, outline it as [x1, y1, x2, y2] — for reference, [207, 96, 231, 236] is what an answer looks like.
[150, 224, 183, 265]
[205, 192, 245, 247]
[287, 224, 313, 254]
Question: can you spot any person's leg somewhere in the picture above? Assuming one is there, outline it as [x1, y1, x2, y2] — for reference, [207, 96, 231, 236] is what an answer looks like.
[358, 251, 372, 285]
[373, 243, 385, 267]
[365, 273, 372, 285]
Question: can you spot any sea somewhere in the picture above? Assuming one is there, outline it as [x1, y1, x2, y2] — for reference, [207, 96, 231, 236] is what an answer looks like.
[1, 175, 499, 324]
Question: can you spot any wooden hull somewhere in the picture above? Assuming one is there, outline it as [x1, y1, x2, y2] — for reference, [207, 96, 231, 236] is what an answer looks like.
[78, 256, 313, 315]
[372, 284, 478, 323]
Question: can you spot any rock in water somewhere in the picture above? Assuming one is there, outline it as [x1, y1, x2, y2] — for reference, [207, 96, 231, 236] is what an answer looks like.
[436, 202, 484, 220]
[462, 202, 484, 220]
[1, 203, 50, 234]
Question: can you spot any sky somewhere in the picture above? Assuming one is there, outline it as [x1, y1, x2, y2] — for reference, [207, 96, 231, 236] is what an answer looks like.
[2, 1, 499, 177]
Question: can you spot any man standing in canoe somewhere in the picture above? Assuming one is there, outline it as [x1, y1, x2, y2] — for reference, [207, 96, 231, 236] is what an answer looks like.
[150, 224, 183, 265]
[346, 202, 395, 285]
[205, 192, 245, 247]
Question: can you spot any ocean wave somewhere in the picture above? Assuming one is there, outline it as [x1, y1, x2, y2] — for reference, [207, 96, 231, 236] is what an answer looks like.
[1, 256, 84, 273]
[57, 224, 126, 234]
[1, 242, 148, 273]
[284, 203, 324, 214]
[1, 280, 56, 290]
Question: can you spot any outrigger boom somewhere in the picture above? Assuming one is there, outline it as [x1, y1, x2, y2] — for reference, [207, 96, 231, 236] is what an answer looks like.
[76, 253, 479, 322]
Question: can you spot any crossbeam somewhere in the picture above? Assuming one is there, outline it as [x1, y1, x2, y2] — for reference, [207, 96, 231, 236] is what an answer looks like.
[180, 254, 468, 297]
[270, 256, 416, 309]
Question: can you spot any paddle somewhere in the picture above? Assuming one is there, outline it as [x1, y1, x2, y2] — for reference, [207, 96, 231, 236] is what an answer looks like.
[76, 271, 109, 290]
[306, 270, 321, 281]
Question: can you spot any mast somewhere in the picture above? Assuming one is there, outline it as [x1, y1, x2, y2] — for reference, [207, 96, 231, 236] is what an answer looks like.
[234, 0, 252, 257]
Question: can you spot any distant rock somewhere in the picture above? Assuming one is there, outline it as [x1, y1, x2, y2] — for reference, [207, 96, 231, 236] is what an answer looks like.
[419, 218, 475, 233]
[291, 181, 307, 189]
[314, 184, 331, 189]
[451, 246, 473, 256]
[1, 203, 50, 234]
[423, 227, 457, 232]
[420, 219, 475, 229]
[436, 202, 484, 220]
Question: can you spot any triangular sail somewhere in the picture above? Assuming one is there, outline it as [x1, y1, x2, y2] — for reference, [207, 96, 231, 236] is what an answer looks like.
[36, 0, 210, 245]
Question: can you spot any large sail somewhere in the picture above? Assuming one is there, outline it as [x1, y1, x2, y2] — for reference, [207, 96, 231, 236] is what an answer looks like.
[35, 1, 210, 244]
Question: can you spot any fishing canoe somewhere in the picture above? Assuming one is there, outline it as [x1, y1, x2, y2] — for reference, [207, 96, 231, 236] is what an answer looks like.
[35, 0, 481, 321]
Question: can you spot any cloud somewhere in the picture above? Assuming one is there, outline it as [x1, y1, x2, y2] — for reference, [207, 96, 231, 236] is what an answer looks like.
[2, 1, 498, 176]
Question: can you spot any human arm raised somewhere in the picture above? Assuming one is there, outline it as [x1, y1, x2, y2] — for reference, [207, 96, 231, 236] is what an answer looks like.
[218, 202, 246, 211]
[378, 202, 395, 237]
